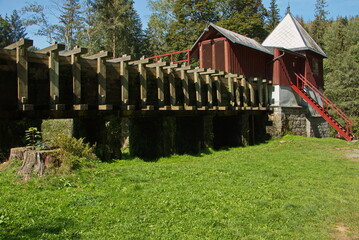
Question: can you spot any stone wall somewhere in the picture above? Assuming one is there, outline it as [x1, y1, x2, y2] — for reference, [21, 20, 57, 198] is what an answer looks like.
[268, 106, 329, 138]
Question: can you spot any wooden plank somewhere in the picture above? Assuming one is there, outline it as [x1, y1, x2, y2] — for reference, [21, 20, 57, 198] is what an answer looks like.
[248, 77, 256, 107]
[206, 75, 213, 108]
[120, 61, 129, 106]
[225, 73, 239, 78]
[180, 67, 190, 107]
[72, 54, 82, 105]
[84, 50, 112, 60]
[107, 54, 132, 63]
[163, 63, 179, 70]
[97, 57, 107, 105]
[139, 62, 147, 107]
[130, 57, 151, 66]
[200, 69, 217, 75]
[258, 78, 263, 107]
[235, 78, 241, 107]
[214, 76, 222, 106]
[168, 68, 176, 106]
[35, 43, 65, 53]
[60, 46, 87, 56]
[156, 65, 165, 107]
[146, 61, 167, 68]
[241, 77, 249, 106]
[263, 79, 269, 107]
[187, 67, 205, 74]
[4, 38, 33, 50]
[49, 50, 60, 105]
[193, 71, 202, 108]
[227, 76, 234, 107]
[211, 71, 225, 76]
[16, 45, 30, 110]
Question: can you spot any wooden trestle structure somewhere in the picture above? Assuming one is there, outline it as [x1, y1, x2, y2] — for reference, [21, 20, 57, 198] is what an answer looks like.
[0, 39, 272, 119]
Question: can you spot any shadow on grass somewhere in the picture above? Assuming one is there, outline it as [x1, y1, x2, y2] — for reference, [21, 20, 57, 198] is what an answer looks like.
[0, 217, 80, 240]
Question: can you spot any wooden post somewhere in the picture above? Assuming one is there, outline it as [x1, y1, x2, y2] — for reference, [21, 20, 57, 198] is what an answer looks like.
[128, 57, 149, 110]
[235, 77, 241, 108]
[200, 69, 216, 109]
[164, 63, 180, 110]
[241, 77, 249, 108]
[60, 46, 88, 110]
[188, 68, 206, 109]
[175, 65, 191, 109]
[85, 51, 112, 110]
[146, 61, 168, 109]
[248, 77, 255, 107]
[225, 73, 238, 108]
[4, 38, 33, 111]
[36, 43, 66, 110]
[212, 71, 225, 109]
[258, 78, 263, 108]
[263, 79, 268, 107]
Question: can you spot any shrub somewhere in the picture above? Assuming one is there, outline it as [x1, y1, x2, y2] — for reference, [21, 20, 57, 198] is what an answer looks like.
[51, 135, 98, 172]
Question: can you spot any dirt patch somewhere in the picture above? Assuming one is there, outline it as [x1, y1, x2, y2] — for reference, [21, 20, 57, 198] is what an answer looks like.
[346, 149, 359, 161]
[331, 223, 359, 240]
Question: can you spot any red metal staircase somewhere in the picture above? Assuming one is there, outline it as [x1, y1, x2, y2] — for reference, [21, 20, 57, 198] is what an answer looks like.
[291, 73, 354, 141]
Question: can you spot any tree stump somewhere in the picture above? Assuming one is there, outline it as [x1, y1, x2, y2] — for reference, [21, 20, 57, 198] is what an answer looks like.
[9, 147, 60, 179]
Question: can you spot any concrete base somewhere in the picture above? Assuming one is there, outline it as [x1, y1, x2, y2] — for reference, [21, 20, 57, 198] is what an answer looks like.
[267, 106, 329, 138]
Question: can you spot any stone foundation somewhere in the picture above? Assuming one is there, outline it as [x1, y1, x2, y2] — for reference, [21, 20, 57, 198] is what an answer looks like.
[268, 106, 329, 138]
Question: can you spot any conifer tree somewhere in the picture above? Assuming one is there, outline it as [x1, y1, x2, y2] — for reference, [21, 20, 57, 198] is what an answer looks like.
[311, 0, 329, 47]
[8, 10, 27, 43]
[266, 0, 280, 32]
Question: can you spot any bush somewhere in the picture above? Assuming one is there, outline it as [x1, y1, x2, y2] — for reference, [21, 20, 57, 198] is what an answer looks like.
[51, 135, 98, 172]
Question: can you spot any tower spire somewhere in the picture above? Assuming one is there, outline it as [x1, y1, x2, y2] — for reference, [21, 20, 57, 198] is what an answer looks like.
[286, 2, 291, 14]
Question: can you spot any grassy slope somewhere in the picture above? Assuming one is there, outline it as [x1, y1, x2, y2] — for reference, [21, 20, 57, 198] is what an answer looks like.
[0, 135, 358, 239]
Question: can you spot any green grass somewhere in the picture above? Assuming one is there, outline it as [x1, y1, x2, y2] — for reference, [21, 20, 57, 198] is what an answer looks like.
[0, 135, 358, 239]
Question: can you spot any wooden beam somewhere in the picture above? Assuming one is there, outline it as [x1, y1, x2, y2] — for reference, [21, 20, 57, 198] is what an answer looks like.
[193, 71, 202, 108]
[200, 69, 217, 75]
[35, 43, 65, 54]
[107, 54, 132, 63]
[72, 53, 82, 105]
[139, 60, 147, 107]
[168, 67, 176, 106]
[163, 63, 179, 70]
[248, 77, 256, 107]
[129, 58, 151, 66]
[258, 78, 263, 107]
[178, 66, 190, 107]
[60, 46, 88, 56]
[227, 76, 234, 107]
[120, 60, 129, 107]
[146, 61, 168, 68]
[214, 76, 222, 106]
[156, 65, 165, 107]
[84, 50, 112, 60]
[49, 50, 60, 106]
[263, 79, 269, 107]
[97, 56, 108, 106]
[187, 67, 205, 74]
[4, 38, 33, 50]
[206, 75, 213, 108]
[241, 77, 249, 107]
[16, 42, 32, 110]
[235, 78, 241, 107]
[211, 71, 225, 76]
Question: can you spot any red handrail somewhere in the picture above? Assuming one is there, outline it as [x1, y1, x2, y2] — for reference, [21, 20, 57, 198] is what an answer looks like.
[147, 50, 191, 64]
[294, 73, 353, 134]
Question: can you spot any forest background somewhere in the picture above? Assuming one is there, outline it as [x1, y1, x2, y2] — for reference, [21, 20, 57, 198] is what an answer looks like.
[0, 0, 358, 121]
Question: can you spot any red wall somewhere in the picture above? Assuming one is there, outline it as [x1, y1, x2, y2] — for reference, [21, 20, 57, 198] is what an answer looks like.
[298, 50, 324, 89]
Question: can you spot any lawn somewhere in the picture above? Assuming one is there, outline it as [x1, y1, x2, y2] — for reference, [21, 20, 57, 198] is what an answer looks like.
[0, 135, 358, 239]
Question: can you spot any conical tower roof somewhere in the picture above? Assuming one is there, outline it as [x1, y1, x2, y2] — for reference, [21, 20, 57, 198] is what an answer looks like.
[262, 13, 327, 57]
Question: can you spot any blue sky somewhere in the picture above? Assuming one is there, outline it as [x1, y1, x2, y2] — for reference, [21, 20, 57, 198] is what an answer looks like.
[0, 0, 357, 48]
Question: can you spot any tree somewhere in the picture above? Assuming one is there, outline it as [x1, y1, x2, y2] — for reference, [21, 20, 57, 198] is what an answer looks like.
[54, 0, 83, 50]
[8, 10, 27, 43]
[216, 0, 268, 42]
[266, 0, 280, 32]
[311, 0, 329, 46]
[0, 15, 11, 47]
[323, 17, 359, 117]
[146, 0, 175, 55]
[93, 0, 143, 57]
[21, 3, 55, 44]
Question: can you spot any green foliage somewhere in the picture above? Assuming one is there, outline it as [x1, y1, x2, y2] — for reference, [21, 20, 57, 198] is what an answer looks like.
[266, 0, 281, 32]
[0, 136, 358, 238]
[25, 127, 42, 147]
[323, 17, 359, 117]
[0, 10, 27, 47]
[51, 135, 98, 172]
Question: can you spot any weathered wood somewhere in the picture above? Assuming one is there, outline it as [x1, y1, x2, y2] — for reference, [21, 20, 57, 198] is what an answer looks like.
[4, 38, 33, 50]
[227, 76, 234, 107]
[72, 54, 82, 105]
[120, 60, 129, 106]
[60, 47, 88, 56]
[263, 79, 269, 107]
[35, 43, 65, 54]
[235, 78, 241, 107]
[84, 50, 112, 60]
[241, 77, 249, 106]
[248, 78, 256, 107]
[139, 61, 147, 107]
[130, 58, 151, 66]
[177, 65, 191, 107]
[214, 76, 222, 106]
[107, 54, 132, 63]
[168, 68, 176, 106]
[156, 65, 165, 107]
[9, 146, 34, 161]
[206, 75, 213, 107]
[193, 71, 202, 108]
[146, 61, 168, 68]
[258, 78, 263, 107]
